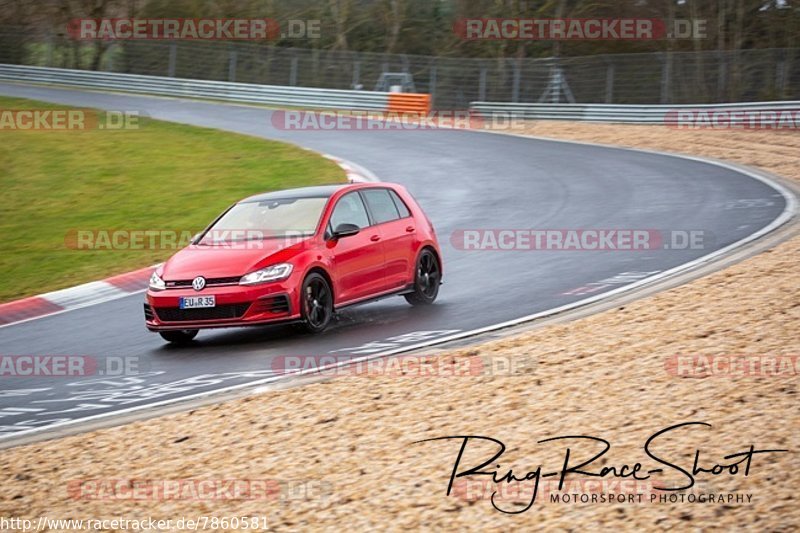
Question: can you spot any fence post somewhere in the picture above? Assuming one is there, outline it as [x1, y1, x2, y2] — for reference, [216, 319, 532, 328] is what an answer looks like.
[106, 43, 114, 72]
[479, 66, 487, 101]
[660, 52, 671, 104]
[605, 60, 614, 104]
[429, 61, 437, 108]
[168, 43, 177, 77]
[290, 54, 298, 86]
[228, 48, 237, 82]
[717, 50, 727, 102]
[512, 59, 521, 103]
[775, 49, 787, 99]
[312, 48, 320, 85]
[352, 58, 360, 89]
[46, 32, 54, 67]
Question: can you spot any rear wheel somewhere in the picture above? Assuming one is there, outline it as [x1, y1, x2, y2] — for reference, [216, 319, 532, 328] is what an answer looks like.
[159, 329, 198, 344]
[405, 249, 440, 305]
[300, 272, 333, 333]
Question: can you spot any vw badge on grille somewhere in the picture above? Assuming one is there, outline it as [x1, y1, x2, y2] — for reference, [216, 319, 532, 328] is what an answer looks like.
[192, 276, 206, 291]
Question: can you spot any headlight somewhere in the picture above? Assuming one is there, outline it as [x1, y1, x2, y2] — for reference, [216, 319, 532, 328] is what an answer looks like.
[149, 271, 166, 291]
[239, 263, 293, 285]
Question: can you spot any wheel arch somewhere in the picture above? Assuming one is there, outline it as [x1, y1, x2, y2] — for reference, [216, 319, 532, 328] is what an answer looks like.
[303, 266, 336, 307]
[419, 244, 443, 279]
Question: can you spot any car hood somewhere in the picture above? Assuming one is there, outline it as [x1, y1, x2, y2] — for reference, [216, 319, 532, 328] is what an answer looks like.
[161, 238, 309, 280]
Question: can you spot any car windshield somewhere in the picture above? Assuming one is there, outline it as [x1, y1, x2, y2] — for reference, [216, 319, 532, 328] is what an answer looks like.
[198, 197, 328, 244]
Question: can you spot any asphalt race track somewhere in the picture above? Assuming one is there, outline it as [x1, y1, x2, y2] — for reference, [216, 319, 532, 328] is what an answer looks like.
[0, 83, 790, 440]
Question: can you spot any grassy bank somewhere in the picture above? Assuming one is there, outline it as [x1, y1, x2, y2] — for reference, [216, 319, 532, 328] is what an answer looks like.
[0, 96, 344, 302]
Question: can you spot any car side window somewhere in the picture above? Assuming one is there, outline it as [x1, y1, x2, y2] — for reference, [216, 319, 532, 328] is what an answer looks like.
[389, 190, 411, 218]
[330, 192, 371, 230]
[362, 189, 401, 225]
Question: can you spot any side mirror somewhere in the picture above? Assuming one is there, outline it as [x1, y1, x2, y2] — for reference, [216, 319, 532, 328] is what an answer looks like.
[331, 223, 360, 239]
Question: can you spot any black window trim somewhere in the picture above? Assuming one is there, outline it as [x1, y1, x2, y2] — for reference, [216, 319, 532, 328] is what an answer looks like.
[359, 187, 406, 227]
[327, 190, 372, 236]
[388, 189, 412, 219]
[326, 187, 410, 236]
[357, 190, 376, 227]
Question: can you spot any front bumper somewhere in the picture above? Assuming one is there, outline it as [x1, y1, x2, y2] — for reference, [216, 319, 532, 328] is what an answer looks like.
[144, 281, 300, 331]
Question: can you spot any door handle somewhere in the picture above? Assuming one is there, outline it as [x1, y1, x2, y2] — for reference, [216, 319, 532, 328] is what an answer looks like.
[405, 226, 415, 233]
[370, 235, 381, 242]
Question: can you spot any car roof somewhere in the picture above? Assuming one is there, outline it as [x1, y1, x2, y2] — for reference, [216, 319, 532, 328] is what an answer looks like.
[241, 184, 352, 203]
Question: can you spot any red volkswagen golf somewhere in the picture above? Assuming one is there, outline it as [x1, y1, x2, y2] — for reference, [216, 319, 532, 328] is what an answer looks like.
[145, 183, 442, 343]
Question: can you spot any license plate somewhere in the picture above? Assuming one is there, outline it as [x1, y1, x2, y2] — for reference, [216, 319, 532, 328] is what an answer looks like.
[180, 296, 216, 309]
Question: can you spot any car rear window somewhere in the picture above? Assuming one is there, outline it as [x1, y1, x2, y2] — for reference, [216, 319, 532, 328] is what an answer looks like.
[363, 189, 400, 224]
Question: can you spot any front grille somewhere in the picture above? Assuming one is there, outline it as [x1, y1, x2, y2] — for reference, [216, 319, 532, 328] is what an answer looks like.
[143, 303, 155, 321]
[154, 303, 251, 322]
[252, 295, 290, 315]
[165, 276, 241, 288]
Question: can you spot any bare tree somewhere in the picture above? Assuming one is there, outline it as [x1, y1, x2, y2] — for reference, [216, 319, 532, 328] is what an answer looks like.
[382, 0, 405, 53]
[329, 0, 351, 51]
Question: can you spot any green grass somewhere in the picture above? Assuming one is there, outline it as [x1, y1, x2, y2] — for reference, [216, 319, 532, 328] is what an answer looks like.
[0, 96, 345, 302]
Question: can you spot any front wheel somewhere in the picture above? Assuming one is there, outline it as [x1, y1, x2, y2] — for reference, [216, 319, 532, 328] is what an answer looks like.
[159, 329, 198, 344]
[299, 272, 333, 333]
[405, 249, 441, 306]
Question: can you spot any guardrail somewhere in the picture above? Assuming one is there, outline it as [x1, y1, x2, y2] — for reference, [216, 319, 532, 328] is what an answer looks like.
[387, 93, 432, 114]
[0, 64, 430, 113]
[469, 101, 800, 124]
[0, 64, 790, 122]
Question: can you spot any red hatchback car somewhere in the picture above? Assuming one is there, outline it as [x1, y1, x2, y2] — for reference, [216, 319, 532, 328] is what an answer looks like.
[145, 183, 442, 343]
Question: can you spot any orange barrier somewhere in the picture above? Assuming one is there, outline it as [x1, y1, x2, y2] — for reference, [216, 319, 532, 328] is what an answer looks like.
[387, 93, 432, 114]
